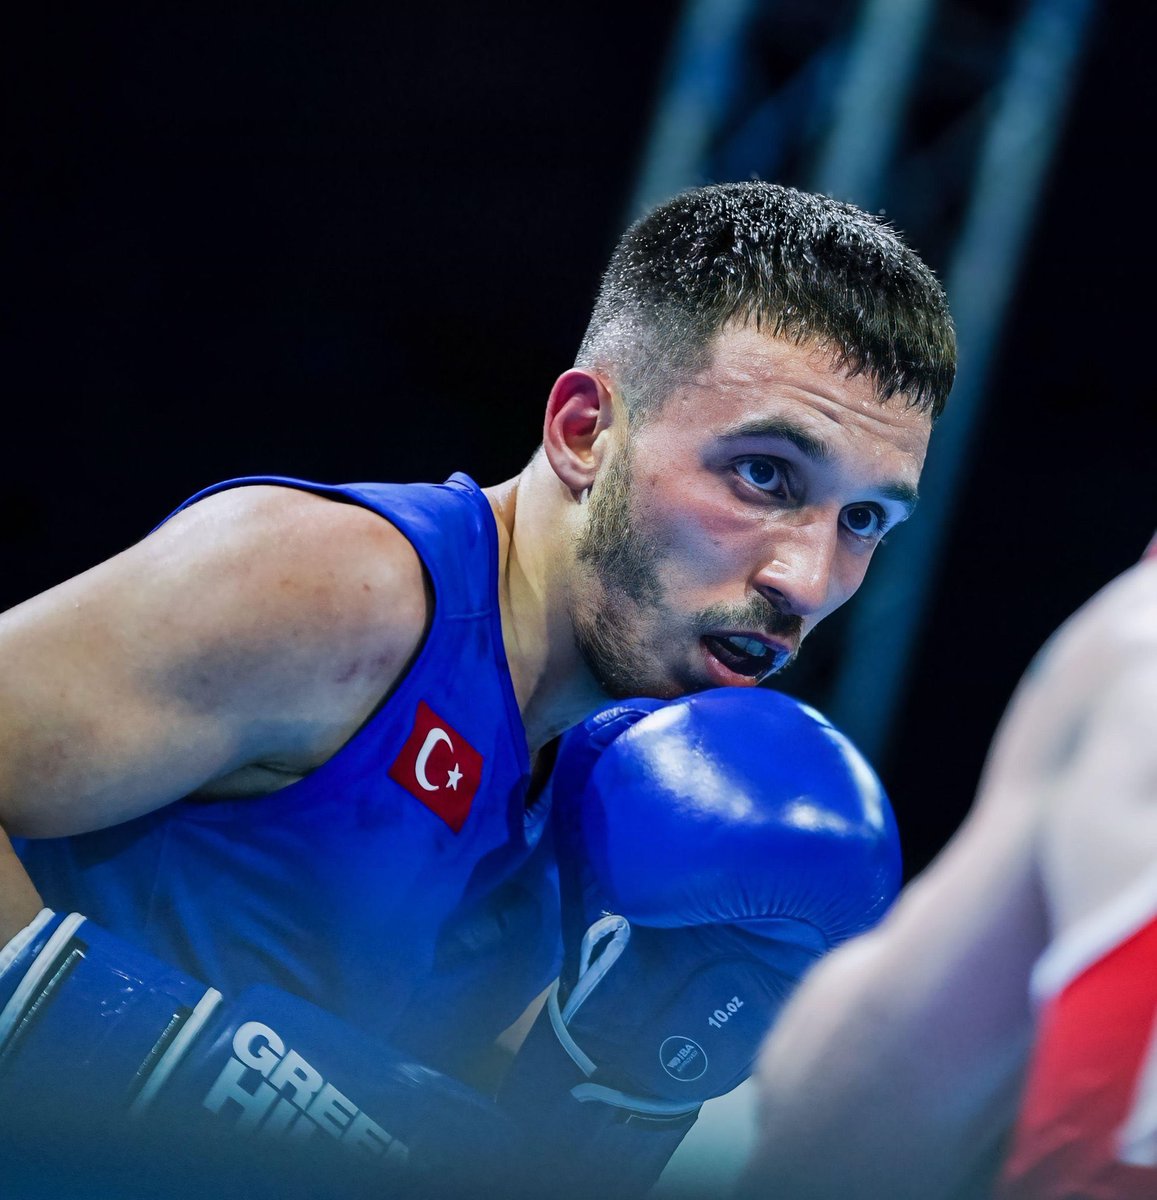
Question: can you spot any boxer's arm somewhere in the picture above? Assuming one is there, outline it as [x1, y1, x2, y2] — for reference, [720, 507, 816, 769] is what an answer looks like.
[742, 787, 1045, 1200]
[742, 560, 1157, 1200]
[1038, 566, 1157, 931]
[0, 826, 43, 945]
[0, 485, 429, 837]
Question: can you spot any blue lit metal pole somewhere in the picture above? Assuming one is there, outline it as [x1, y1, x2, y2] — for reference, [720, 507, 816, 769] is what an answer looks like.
[627, 0, 761, 219]
[811, 0, 937, 210]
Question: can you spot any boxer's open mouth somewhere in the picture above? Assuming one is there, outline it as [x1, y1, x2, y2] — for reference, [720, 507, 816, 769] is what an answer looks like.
[702, 634, 776, 678]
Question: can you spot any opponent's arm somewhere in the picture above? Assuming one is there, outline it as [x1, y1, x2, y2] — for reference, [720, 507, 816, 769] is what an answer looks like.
[740, 559, 1157, 1200]
[0, 485, 429, 838]
[498, 688, 902, 1199]
[739, 778, 1045, 1200]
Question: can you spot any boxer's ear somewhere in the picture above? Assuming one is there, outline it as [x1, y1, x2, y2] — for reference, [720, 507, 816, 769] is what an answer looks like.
[542, 369, 618, 498]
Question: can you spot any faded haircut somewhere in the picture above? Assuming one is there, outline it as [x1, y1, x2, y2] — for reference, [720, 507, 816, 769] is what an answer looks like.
[576, 181, 956, 423]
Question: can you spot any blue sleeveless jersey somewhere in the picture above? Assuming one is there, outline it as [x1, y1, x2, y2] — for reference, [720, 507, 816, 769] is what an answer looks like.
[18, 473, 560, 1073]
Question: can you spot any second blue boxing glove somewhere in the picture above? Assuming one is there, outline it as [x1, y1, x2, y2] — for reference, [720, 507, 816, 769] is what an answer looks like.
[498, 687, 901, 1197]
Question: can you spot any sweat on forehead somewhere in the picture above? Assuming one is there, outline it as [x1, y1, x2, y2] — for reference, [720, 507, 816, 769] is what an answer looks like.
[702, 320, 932, 413]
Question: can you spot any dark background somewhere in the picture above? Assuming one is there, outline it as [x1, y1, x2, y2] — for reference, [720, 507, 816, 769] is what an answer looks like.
[3, 3, 1152, 875]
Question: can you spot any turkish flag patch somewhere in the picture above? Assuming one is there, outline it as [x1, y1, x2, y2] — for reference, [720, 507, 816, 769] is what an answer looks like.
[388, 700, 484, 833]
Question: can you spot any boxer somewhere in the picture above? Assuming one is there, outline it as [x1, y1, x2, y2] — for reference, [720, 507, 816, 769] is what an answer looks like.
[0, 182, 954, 1189]
[1, 688, 901, 1197]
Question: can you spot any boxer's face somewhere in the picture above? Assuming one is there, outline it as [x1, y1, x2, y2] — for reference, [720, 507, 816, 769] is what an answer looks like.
[571, 326, 931, 698]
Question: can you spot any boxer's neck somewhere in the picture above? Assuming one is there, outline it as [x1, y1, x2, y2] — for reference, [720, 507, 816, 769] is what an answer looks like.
[484, 458, 608, 755]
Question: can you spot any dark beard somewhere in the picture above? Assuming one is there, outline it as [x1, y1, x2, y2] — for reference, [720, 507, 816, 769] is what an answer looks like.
[569, 444, 804, 699]
[574, 444, 661, 607]
[570, 445, 673, 698]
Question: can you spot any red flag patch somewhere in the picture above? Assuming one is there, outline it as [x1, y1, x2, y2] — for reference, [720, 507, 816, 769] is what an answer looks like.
[388, 700, 484, 833]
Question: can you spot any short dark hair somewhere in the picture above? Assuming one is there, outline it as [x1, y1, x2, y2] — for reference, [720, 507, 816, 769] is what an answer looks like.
[577, 181, 956, 422]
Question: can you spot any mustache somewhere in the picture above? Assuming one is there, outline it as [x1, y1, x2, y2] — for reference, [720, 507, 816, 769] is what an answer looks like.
[691, 598, 803, 648]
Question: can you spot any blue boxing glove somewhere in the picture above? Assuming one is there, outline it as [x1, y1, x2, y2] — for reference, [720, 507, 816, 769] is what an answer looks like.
[0, 911, 515, 1200]
[498, 687, 901, 1198]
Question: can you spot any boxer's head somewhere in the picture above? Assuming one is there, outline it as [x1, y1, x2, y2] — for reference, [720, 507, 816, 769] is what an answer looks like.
[547, 182, 955, 699]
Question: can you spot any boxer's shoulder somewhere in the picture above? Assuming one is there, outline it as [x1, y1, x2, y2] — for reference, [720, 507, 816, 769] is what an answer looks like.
[974, 558, 1157, 812]
[155, 483, 432, 658]
[141, 484, 435, 772]
[1033, 555, 1157, 685]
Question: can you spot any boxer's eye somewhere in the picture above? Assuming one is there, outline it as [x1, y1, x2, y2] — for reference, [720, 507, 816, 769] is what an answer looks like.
[735, 457, 789, 498]
[841, 504, 887, 540]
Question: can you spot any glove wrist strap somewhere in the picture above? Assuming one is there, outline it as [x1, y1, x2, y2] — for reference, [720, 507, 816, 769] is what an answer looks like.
[548, 922, 701, 1121]
[0, 911, 83, 1050]
[563, 913, 630, 1022]
[548, 979, 598, 1076]
[129, 986, 224, 1116]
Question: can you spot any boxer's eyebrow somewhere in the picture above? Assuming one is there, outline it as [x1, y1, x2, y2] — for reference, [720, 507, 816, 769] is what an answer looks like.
[719, 418, 831, 463]
[720, 417, 920, 514]
[877, 480, 920, 516]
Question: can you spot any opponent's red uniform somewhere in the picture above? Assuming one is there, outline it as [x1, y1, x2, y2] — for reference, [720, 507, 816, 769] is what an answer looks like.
[997, 872, 1157, 1198]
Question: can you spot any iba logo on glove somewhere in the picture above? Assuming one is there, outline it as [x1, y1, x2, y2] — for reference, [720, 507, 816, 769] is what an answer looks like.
[660, 1036, 708, 1083]
[389, 700, 483, 833]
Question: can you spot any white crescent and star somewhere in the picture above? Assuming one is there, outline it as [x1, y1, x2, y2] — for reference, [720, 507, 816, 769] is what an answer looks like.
[414, 727, 463, 792]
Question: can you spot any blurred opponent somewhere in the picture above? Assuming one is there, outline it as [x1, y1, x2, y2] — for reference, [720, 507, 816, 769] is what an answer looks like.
[742, 535, 1157, 1200]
